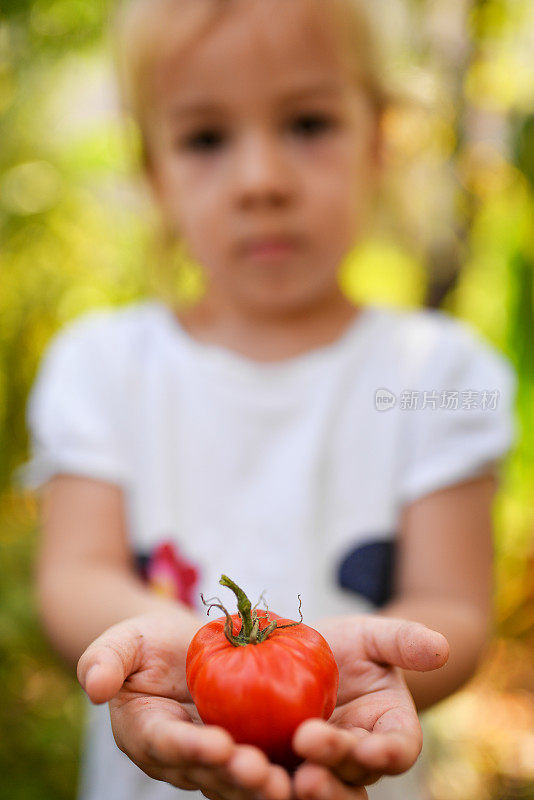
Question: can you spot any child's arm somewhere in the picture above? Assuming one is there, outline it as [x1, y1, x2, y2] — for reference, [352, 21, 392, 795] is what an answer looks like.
[290, 474, 494, 797]
[38, 473, 296, 800]
[379, 471, 496, 711]
[36, 474, 202, 667]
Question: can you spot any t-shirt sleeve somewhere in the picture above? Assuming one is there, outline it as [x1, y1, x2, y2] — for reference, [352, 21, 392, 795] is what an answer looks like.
[13, 313, 129, 492]
[397, 317, 517, 505]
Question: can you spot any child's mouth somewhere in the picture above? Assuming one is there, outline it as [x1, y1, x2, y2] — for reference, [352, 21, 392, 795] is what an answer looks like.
[243, 238, 300, 262]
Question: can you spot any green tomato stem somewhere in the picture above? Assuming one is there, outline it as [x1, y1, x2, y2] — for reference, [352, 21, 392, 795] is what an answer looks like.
[200, 576, 303, 647]
[219, 575, 254, 639]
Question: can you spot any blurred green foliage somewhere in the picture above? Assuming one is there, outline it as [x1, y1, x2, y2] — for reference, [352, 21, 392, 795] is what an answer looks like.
[0, 496, 83, 800]
[1, 1, 534, 799]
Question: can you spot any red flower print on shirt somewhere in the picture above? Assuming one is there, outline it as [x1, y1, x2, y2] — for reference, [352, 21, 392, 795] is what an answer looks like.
[146, 540, 200, 608]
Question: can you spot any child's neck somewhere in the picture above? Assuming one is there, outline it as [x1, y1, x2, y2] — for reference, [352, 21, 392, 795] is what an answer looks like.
[172, 288, 363, 363]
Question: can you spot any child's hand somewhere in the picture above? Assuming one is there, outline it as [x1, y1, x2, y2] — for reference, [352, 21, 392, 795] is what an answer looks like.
[77, 612, 294, 800]
[290, 616, 449, 800]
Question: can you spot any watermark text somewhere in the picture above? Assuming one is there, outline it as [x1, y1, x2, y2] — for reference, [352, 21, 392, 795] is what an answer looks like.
[374, 388, 500, 412]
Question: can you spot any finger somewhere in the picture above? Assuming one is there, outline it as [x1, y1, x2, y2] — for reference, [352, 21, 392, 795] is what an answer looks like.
[292, 710, 421, 783]
[362, 617, 449, 672]
[138, 763, 198, 791]
[353, 729, 422, 776]
[138, 711, 235, 768]
[292, 720, 371, 784]
[294, 762, 368, 800]
[259, 763, 293, 800]
[223, 746, 292, 800]
[328, 688, 422, 776]
[172, 752, 291, 800]
[77, 619, 144, 704]
[155, 765, 228, 798]
[193, 790, 226, 800]
[184, 746, 291, 800]
[221, 744, 269, 786]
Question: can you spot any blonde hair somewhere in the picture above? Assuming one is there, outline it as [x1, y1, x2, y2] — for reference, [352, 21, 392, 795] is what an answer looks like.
[106, 0, 396, 304]
[109, 0, 394, 170]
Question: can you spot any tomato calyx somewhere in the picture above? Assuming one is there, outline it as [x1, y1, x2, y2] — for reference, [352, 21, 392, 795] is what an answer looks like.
[200, 575, 303, 647]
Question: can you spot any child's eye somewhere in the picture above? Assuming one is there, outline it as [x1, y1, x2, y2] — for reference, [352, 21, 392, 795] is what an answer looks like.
[181, 128, 226, 152]
[291, 113, 335, 138]
[177, 113, 335, 154]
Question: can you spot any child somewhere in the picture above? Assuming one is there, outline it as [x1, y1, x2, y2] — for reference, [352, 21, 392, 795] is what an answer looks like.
[16, 0, 516, 799]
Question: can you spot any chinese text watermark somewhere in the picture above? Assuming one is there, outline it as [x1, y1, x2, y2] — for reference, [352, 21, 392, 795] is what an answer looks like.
[374, 388, 500, 413]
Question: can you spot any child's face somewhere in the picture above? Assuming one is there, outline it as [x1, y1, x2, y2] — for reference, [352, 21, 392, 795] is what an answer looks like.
[145, 0, 381, 317]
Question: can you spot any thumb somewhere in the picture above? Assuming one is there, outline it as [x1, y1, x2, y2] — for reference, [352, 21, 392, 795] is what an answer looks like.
[77, 619, 143, 704]
[363, 616, 450, 672]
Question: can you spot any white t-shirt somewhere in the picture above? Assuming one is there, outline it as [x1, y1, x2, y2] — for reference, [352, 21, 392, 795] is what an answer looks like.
[15, 299, 516, 800]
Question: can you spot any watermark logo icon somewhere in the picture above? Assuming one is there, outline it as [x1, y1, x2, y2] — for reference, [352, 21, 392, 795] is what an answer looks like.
[375, 388, 397, 412]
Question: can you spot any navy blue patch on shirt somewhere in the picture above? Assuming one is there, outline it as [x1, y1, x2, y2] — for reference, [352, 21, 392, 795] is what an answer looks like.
[337, 539, 396, 608]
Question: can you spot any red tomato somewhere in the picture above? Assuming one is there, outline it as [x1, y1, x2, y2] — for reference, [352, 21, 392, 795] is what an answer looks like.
[186, 606, 339, 770]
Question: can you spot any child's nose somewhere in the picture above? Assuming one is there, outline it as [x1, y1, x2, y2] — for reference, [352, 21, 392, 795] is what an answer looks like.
[233, 132, 296, 207]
